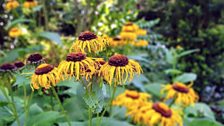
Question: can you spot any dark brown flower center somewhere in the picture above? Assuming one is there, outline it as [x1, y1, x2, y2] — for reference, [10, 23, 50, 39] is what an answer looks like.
[66, 52, 86, 62]
[35, 64, 54, 75]
[27, 0, 34, 2]
[78, 31, 97, 41]
[124, 22, 133, 26]
[153, 103, 172, 118]
[113, 37, 121, 41]
[0, 63, 15, 71]
[14, 61, 25, 68]
[27, 53, 43, 62]
[126, 91, 140, 99]
[108, 54, 129, 67]
[173, 83, 189, 93]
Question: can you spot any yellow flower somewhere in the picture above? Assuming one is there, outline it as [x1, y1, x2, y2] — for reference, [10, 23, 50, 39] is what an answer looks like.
[136, 29, 147, 36]
[23, 0, 38, 8]
[120, 31, 137, 41]
[162, 82, 199, 106]
[113, 90, 151, 110]
[58, 52, 96, 80]
[70, 31, 109, 53]
[31, 64, 60, 90]
[9, 27, 22, 38]
[176, 45, 183, 50]
[129, 102, 183, 126]
[121, 22, 139, 32]
[109, 37, 127, 47]
[5, 0, 19, 11]
[99, 54, 142, 86]
[132, 40, 148, 47]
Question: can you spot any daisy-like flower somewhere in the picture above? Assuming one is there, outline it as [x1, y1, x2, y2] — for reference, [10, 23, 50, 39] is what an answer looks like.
[58, 52, 96, 80]
[9, 27, 22, 38]
[5, 0, 19, 11]
[129, 102, 183, 126]
[70, 31, 109, 53]
[162, 82, 199, 106]
[99, 54, 142, 86]
[136, 29, 147, 36]
[113, 90, 150, 110]
[0, 63, 16, 72]
[109, 37, 127, 47]
[31, 64, 60, 90]
[23, 0, 38, 8]
[27, 53, 43, 64]
[120, 31, 137, 41]
[121, 22, 139, 32]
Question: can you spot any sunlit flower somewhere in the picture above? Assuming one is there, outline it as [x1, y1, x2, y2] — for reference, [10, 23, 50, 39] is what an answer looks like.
[109, 37, 127, 47]
[0, 63, 16, 72]
[120, 31, 137, 41]
[121, 22, 139, 32]
[14, 61, 25, 70]
[23, 0, 38, 8]
[136, 29, 147, 36]
[5, 0, 19, 11]
[31, 64, 60, 90]
[162, 82, 199, 106]
[99, 54, 142, 86]
[9, 27, 22, 38]
[58, 52, 96, 80]
[27, 53, 43, 64]
[113, 90, 150, 110]
[70, 31, 109, 53]
[132, 40, 148, 47]
[129, 102, 183, 126]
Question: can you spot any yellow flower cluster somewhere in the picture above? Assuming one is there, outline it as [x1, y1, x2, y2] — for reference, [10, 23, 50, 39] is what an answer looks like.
[31, 31, 143, 89]
[110, 22, 149, 47]
[23, 0, 38, 8]
[113, 90, 183, 126]
[5, 0, 19, 11]
[9, 27, 22, 38]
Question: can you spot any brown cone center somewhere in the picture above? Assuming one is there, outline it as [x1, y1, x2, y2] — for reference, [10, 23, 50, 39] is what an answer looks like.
[78, 31, 97, 41]
[153, 103, 172, 118]
[108, 54, 129, 67]
[173, 83, 189, 93]
[35, 64, 54, 75]
[27, 53, 43, 62]
[66, 52, 86, 62]
[126, 91, 140, 99]
[0, 63, 15, 71]
[14, 61, 25, 68]
[113, 37, 121, 41]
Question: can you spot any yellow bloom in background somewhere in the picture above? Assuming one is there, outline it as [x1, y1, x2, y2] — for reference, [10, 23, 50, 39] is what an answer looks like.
[113, 90, 151, 110]
[23, 0, 38, 8]
[109, 37, 127, 47]
[31, 64, 60, 90]
[129, 102, 183, 126]
[162, 82, 199, 106]
[120, 31, 137, 41]
[5, 0, 19, 11]
[9, 27, 22, 38]
[58, 52, 95, 80]
[132, 40, 149, 47]
[136, 29, 147, 36]
[121, 22, 139, 32]
[70, 31, 109, 53]
[99, 54, 142, 86]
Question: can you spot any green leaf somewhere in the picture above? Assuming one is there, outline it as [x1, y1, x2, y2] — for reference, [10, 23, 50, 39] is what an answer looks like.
[144, 84, 164, 98]
[187, 118, 223, 126]
[164, 69, 182, 75]
[165, 49, 176, 65]
[185, 103, 215, 120]
[131, 74, 149, 91]
[38, 32, 62, 45]
[14, 74, 30, 87]
[177, 49, 199, 58]
[27, 111, 62, 126]
[6, 18, 34, 30]
[173, 73, 197, 83]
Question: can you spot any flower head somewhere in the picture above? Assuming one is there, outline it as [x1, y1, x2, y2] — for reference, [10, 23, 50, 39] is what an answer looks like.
[23, 0, 38, 8]
[5, 0, 19, 11]
[71, 31, 109, 53]
[109, 37, 127, 47]
[14, 61, 25, 70]
[9, 27, 22, 38]
[0, 63, 16, 72]
[31, 64, 60, 90]
[132, 40, 148, 47]
[162, 82, 199, 106]
[99, 54, 142, 86]
[27, 53, 43, 64]
[113, 90, 150, 110]
[58, 52, 96, 80]
[129, 102, 183, 126]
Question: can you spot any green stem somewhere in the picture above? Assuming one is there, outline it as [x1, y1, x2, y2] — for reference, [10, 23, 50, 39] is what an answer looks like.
[88, 107, 92, 126]
[23, 83, 27, 126]
[109, 86, 117, 116]
[51, 87, 71, 126]
[25, 91, 33, 125]
[42, 0, 48, 30]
